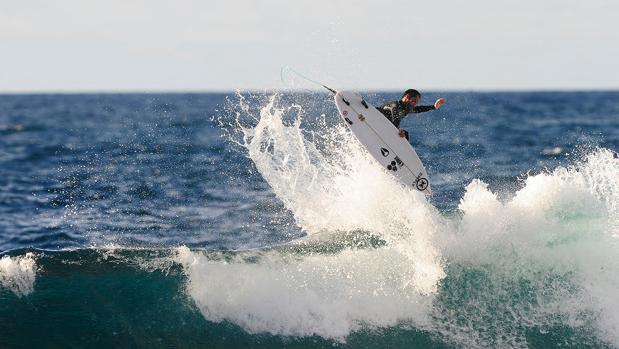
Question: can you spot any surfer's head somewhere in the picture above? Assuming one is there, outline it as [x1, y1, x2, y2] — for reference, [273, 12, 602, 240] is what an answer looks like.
[401, 89, 421, 107]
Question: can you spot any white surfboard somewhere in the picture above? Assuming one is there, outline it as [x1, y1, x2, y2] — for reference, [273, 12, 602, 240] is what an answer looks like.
[334, 91, 432, 195]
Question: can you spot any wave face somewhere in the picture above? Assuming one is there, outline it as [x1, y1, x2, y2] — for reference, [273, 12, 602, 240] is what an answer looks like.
[1, 91, 618, 348]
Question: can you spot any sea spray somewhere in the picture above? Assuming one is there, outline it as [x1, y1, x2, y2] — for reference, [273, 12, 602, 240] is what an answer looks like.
[0, 252, 37, 297]
[177, 92, 451, 339]
[224, 93, 446, 293]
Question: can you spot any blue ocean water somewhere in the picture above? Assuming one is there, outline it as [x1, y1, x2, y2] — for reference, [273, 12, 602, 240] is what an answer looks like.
[1, 91, 618, 348]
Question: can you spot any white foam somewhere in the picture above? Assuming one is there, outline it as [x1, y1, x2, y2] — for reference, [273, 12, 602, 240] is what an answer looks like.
[198, 94, 619, 346]
[229, 94, 446, 294]
[176, 246, 434, 341]
[0, 253, 37, 297]
[441, 149, 619, 346]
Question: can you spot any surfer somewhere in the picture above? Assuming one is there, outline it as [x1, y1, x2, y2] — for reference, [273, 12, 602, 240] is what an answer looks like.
[376, 89, 445, 140]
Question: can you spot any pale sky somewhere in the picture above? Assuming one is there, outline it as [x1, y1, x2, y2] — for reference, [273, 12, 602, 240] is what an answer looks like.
[1, 0, 618, 92]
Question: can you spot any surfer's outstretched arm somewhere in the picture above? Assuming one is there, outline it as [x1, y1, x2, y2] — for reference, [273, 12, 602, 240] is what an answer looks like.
[413, 98, 445, 113]
[412, 105, 436, 113]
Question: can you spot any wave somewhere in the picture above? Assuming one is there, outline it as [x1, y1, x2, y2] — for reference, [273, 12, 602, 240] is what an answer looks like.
[2, 93, 617, 348]
[209, 93, 619, 347]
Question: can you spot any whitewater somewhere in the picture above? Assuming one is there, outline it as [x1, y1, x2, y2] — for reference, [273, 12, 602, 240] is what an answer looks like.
[163, 93, 619, 347]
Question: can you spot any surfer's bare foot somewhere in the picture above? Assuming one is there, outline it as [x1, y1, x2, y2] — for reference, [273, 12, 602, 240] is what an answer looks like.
[398, 129, 406, 138]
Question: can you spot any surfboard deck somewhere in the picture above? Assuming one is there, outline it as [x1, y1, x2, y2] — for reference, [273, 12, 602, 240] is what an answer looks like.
[334, 91, 432, 195]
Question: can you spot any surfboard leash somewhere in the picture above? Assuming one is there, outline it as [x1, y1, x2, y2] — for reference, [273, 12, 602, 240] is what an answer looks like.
[280, 66, 338, 95]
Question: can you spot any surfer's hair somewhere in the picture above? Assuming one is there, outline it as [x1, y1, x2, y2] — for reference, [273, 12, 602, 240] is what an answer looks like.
[402, 89, 421, 99]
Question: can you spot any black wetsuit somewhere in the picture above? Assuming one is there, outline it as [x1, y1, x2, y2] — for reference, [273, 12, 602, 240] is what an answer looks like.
[376, 100, 435, 140]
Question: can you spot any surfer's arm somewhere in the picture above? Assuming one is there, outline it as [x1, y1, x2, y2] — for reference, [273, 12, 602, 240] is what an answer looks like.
[412, 105, 435, 113]
[413, 98, 446, 113]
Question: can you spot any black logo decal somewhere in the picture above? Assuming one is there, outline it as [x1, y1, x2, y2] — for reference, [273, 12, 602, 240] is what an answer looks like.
[380, 148, 389, 157]
[416, 177, 429, 191]
[394, 156, 403, 166]
[344, 117, 353, 125]
[387, 160, 398, 172]
[358, 114, 365, 121]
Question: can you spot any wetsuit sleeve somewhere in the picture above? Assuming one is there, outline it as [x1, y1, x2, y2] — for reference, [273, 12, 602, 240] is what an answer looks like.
[412, 105, 435, 113]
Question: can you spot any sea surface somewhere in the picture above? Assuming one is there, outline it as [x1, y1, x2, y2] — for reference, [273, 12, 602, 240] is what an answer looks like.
[1, 91, 618, 348]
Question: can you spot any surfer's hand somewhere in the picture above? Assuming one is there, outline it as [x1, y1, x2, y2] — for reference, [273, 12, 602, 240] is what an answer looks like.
[434, 98, 445, 109]
[398, 129, 406, 138]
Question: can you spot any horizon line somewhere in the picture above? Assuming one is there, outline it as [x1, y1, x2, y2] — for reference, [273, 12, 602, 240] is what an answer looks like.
[1, 87, 618, 95]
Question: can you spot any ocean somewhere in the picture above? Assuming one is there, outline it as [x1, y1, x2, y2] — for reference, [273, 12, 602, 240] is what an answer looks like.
[1, 91, 618, 348]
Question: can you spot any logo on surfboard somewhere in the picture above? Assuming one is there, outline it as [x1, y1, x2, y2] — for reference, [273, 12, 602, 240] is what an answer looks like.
[380, 148, 389, 157]
[387, 160, 398, 172]
[416, 177, 429, 191]
[387, 156, 404, 172]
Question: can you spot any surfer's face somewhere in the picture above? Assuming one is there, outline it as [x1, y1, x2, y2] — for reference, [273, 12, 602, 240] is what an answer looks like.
[403, 95, 420, 107]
